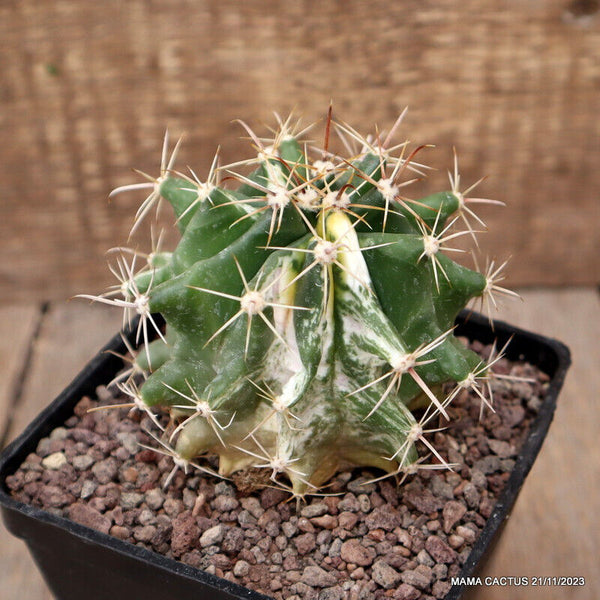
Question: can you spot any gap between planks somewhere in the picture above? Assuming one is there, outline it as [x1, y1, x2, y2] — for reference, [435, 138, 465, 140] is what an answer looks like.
[0, 303, 46, 449]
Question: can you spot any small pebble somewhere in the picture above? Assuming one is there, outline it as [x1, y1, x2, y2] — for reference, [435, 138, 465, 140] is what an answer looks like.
[91, 458, 118, 484]
[338, 511, 359, 530]
[79, 480, 96, 500]
[425, 536, 457, 564]
[456, 525, 477, 544]
[401, 568, 432, 590]
[68, 502, 111, 534]
[200, 524, 225, 548]
[110, 525, 130, 540]
[213, 495, 239, 512]
[371, 561, 402, 589]
[311, 515, 337, 529]
[300, 503, 328, 518]
[301, 565, 337, 588]
[41, 452, 67, 470]
[145, 488, 165, 510]
[293, 532, 316, 555]
[340, 539, 376, 567]
[49, 427, 68, 441]
[395, 583, 421, 600]
[443, 500, 467, 533]
[416, 549, 434, 567]
[233, 560, 250, 577]
[134, 525, 157, 543]
[72, 455, 94, 471]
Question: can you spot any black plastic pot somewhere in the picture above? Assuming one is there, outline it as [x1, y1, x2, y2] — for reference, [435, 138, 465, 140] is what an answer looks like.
[0, 311, 570, 600]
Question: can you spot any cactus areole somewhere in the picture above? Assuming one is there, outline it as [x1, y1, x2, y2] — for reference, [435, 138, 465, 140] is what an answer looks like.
[81, 110, 516, 498]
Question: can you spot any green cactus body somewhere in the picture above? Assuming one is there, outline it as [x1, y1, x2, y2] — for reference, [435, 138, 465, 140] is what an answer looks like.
[87, 116, 510, 496]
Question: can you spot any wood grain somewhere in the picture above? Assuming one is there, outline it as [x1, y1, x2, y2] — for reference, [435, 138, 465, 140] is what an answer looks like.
[1, 1, 599, 303]
[0, 304, 41, 445]
[3, 303, 122, 446]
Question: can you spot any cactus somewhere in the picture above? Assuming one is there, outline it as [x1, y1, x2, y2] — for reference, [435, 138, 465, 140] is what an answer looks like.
[80, 109, 516, 498]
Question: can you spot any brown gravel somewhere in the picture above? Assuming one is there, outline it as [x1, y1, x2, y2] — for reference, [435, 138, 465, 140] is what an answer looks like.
[6, 341, 550, 600]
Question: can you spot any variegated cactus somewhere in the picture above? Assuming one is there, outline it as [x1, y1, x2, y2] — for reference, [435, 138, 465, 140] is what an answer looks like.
[80, 109, 516, 497]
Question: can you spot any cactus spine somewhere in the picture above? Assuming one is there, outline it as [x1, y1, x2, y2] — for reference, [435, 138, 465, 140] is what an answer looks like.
[81, 110, 515, 497]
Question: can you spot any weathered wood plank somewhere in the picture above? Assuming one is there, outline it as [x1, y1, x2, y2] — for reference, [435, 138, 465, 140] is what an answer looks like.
[4, 302, 123, 446]
[0, 0, 599, 302]
[0, 305, 41, 446]
[0, 306, 47, 600]
[470, 289, 600, 599]
[0, 302, 122, 600]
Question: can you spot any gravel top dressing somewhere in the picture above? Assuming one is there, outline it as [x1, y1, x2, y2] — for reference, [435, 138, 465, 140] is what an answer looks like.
[6, 339, 549, 600]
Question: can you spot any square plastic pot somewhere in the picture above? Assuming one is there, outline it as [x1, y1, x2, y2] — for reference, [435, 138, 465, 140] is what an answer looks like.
[0, 311, 570, 600]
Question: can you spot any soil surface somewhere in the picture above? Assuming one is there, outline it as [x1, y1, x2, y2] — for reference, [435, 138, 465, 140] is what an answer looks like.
[6, 338, 549, 600]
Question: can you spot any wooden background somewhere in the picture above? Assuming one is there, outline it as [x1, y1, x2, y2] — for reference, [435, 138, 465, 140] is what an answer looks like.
[1, 0, 599, 304]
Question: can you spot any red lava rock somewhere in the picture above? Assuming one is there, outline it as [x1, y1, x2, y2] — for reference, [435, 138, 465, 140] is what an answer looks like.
[301, 502, 329, 518]
[456, 525, 477, 544]
[372, 560, 402, 589]
[171, 511, 199, 557]
[479, 494, 496, 519]
[298, 516, 315, 533]
[71, 428, 104, 446]
[213, 494, 239, 512]
[379, 480, 400, 506]
[109, 525, 130, 540]
[442, 500, 467, 533]
[462, 482, 480, 509]
[311, 515, 338, 529]
[365, 504, 402, 531]
[487, 439, 516, 458]
[181, 550, 204, 569]
[340, 539, 376, 567]
[301, 565, 337, 588]
[425, 535, 456, 563]
[257, 508, 282, 537]
[381, 549, 409, 569]
[134, 525, 157, 543]
[403, 487, 445, 514]
[211, 553, 232, 570]
[323, 495, 340, 514]
[338, 493, 360, 512]
[37, 485, 75, 508]
[91, 457, 118, 484]
[394, 583, 421, 600]
[500, 404, 526, 427]
[338, 511, 359, 530]
[73, 397, 95, 417]
[260, 486, 287, 509]
[293, 532, 316, 555]
[432, 580, 452, 598]
[68, 502, 111, 534]
[135, 448, 159, 463]
[4, 472, 25, 491]
[368, 528, 386, 542]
